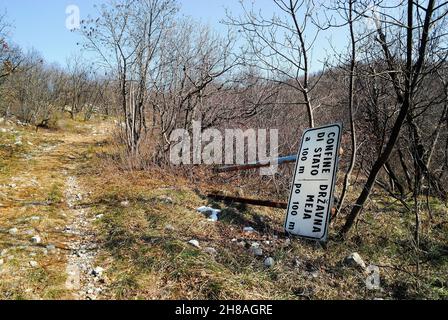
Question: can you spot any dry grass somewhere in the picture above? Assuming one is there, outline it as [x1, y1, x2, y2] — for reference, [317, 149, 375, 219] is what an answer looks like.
[80, 138, 448, 300]
[0, 117, 111, 300]
[1, 117, 446, 300]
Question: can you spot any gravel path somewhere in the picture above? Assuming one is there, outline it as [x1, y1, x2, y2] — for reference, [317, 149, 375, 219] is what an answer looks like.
[64, 175, 106, 300]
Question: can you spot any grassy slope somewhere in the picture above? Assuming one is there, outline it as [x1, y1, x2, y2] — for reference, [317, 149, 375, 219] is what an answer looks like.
[80, 132, 448, 300]
[1, 118, 446, 300]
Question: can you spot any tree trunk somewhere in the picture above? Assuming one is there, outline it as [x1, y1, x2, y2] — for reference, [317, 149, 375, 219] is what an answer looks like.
[336, 0, 357, 217]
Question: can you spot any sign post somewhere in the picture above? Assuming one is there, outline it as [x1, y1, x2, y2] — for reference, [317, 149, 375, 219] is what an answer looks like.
[284, 124, 342, 241]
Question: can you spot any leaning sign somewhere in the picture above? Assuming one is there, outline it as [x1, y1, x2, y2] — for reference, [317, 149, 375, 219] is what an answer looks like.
[284, 124, 342, 241]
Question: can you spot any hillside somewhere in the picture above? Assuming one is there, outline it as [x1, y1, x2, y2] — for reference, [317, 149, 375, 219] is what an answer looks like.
[0, 118, 446, 300]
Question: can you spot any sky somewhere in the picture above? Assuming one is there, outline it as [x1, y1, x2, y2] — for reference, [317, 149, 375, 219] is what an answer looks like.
[1, 0, 348, 71]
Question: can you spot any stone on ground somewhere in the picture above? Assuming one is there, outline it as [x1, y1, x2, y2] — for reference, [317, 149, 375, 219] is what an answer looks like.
[29, 261, 38, 268]
[188, 239, 201, 248]
[31, 235, 42, 244]
[264, 257, 275, 268]
[203, 247, 218, 256]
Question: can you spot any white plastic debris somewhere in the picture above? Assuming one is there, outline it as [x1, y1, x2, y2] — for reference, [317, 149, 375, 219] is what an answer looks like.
[243, 227, 255, 233]
[196, 206, 221, 222]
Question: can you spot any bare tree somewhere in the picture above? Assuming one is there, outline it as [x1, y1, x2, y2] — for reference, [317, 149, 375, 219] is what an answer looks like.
[0, 10, 22, 116]
[81, 0, 178, 157]
[226, 0, 322, 128]
[323, 0, 360, 218]
[64, 53, 90, 119]
[149, 21, 238, 161]
[340, 0, 447, 238]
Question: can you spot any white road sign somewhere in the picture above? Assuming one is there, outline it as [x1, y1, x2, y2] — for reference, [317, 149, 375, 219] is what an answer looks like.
[284, 124, 342, 241]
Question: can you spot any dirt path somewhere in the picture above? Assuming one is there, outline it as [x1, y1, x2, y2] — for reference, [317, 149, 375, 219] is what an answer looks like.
[58, 124, 111, 299]
[0, 121, 111, 300]
[64, 175, 105, 299]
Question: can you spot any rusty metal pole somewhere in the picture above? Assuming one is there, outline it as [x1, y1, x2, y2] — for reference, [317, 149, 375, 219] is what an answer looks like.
[207, 193, 288, 209]
[214, 155, 297, 173]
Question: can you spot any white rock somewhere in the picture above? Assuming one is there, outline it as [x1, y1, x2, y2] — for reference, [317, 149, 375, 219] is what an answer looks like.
[344, 252, 367, 270]
[203, 247, 217, 256]
[120, 200, 130, 207]
[250, 246, 263, 257]
[8, 228, 18, 235]
[188, 239, 200, 248]
[159, 196, 174, 204]
[91, 267, 104, 277]
[243, 227, 255, 233]
[95, 214, 104, 220]
[31, 235, 42, 244]
[164, 224, 175, 231]
[264, 257, 275, 268]
[29, 261, 38, 268]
